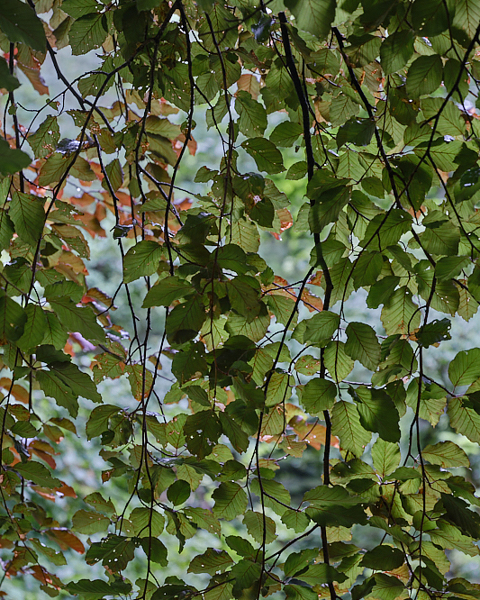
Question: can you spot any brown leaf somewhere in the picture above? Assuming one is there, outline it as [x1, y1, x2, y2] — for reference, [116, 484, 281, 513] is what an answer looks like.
[308, 271, 323, 286]
[0, 379, 29, 404]
[293, 421, 339, 451]
[17, 62, 49, 96]
[46, 528, 85, 554]
[300, 289, 323, 312]
[236, 74, 260, 100]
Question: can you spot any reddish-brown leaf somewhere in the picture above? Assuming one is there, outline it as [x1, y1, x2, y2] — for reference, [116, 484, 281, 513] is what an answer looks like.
[47, 528, 85, 554]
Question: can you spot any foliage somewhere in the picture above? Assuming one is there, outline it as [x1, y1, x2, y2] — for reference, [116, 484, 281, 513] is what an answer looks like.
[0, 0, 480, 599]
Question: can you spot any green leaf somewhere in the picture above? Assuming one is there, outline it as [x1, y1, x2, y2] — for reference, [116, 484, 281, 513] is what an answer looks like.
[419, 222, 459, 258]
[167, 480, 191, 506]
[435, 256, 470, 281]
[0, 209, 14, 252]
[304, 484, 361, 506]
[243, 510, 277, 543]
[345, 322, 381, 371]
[16, 304, 47, 352]
[0, 56, 19, 91]
[72, 509, 110, 534]
[265, 371, 293, 407]
[411, 0, 452, 36]
[171, 342, 208, 384]
[231, 559, 262, 593]
[86, 535, 135, 571]
[430, 520, 480, 556]
[37, 369, 76, 417]
[300, 378, 336, 415]
[11, 421, 39, 438]
[102, 158, 123, 192]
[9, 192, 45, 246]
[284, 549, 317, 578]
[15, 461, 62, 488]
[361, 546, 404, 571]
[212, 482, 248, 520]
[142, 276, 195, 308]
[448, 396, 480, 444]
[406, 379, 447, 427]
[0, 293, 26, 342]
[52, 362, 101, 406]
[28, 115, 61, 159]
[426, 140, 463, 172]
[284, 0, 336, 39]
[352, 252, 384, 289]
[67, 579, 131, 600]
[144, 116, 181, 138]
[228, 218, 260, 252]
[62, 0, 102, 19]
[236, 91, 267, 137]
[188, 549, 233, 575]
[452, 0, 480, 39]
[381, 287, 421, 336]
[0, 139, 31, 176]
[330, 94, 360, 126]
[30, 538, 67, 566]
[457, 285, 479, 322]
[130, 507, 165, 537]
[251, 12, 273, 42]
[226, 535, 255, 558]
[423, 441, 470, 468]
[361, 210, 412, 250]
[266, 294, 296, 327]
[49, 298, 105, 342]
[204, 583, 234, 600]
[225, 308, 269, 343]
[324, 341, 354, 383]
[303, 311, 340, 345]
[367, 276, 400, 309]
[306, 502, 367, 529]
[285, 584, 318, 600]
[296, 562, 348, 585]
[372, 573, 405, 600]
[84, 492, 115, 516]
[270, 122, 303, 147]
[449, 348, 480, 387]
[226, 276, 261, 320]
[281, 510, 311, 533]
[440, 494, 480, 539]
[139, 538, 168, 566]
[406, 55, 443, 98]
[69, 12, 107, 55]
[123, 241, 163, 283]
[43, 312, 69, 350]
[85, 404, 119, 440]
[331, 400, 371, 456]
[309, 187, 350, 233]
[380, 30, 414, 75]
[337, 118, 375, 148]
[0, 0, 46, 51]
[416, 318, 451, 348]
[241, 138, 285, 174]
[166, 296, 205, 344]
[352, 387, 401, 443]
[372, 438, 401, 478]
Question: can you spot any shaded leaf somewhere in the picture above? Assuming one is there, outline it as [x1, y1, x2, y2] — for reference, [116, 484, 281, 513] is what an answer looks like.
[72, 509, 110, 535]
[0, 0, 46, 51]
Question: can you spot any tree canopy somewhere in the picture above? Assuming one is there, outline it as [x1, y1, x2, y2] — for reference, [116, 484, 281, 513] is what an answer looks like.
[1, 0, 480, 598]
